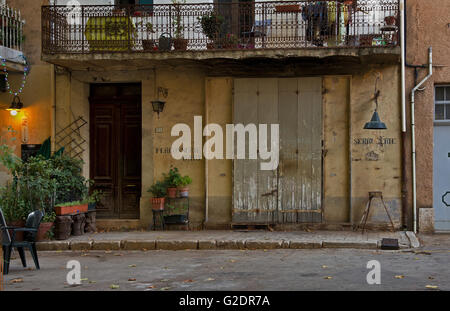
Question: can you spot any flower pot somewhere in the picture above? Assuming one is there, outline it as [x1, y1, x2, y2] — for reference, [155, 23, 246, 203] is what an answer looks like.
[151, 197, 165, 211]
[384, 16, 397, 26]
[167, 187, 177, 198]
[178, 186, 189, 198]
[206, 42, 215, 50]
[36, 222, 54, 241]
[54, 216, 73, 240]
[55, 203, 89, 216]
[275, 4, 301, 13]
[8, 220, 25, 242]
[173, 38, 188, 51]
[142, 39, 155, 51]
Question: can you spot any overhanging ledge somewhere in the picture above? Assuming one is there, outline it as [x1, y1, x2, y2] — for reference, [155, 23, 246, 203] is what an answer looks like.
[42, 47, 401, 70]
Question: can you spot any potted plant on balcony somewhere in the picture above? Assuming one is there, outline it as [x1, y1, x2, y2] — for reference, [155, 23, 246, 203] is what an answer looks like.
[175, 175, 192, 198]
[199, 11, 224, 50]
[172, 0, 188, 51]
[137, 21, 157, 51]
[163, 167, 181, 198]
[222, 33, 239, 49]
[148, 180, 167, 211]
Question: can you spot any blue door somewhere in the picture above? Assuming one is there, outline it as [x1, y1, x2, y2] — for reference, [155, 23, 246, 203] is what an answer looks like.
[433, 86, 450, 231]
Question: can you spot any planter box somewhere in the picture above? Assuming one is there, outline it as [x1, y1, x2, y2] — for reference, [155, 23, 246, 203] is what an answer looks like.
[54, 203, 88, 216]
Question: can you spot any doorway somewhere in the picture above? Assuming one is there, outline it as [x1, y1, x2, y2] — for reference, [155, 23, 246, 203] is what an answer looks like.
[89, 83, 142, 219]
[232, 78, 323, 224]
[433, 85, 450, 231]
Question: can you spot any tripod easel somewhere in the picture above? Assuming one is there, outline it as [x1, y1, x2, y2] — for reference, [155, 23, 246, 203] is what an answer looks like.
[355, 191, 396, 233]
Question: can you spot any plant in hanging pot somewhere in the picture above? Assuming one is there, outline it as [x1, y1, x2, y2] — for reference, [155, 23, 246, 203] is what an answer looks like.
[148, 181, 167, 211]
[175, 175, 192, 198]
[163, 167, 181, 198]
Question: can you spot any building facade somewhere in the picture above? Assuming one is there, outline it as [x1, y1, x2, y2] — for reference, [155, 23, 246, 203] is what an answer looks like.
[5, 0, 441, 232]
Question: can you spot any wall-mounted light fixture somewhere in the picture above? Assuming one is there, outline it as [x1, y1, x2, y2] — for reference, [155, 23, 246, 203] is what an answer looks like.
[364, 77, 387, 130]
[152, 87, 168, 119]
[6, 95, 23, 116]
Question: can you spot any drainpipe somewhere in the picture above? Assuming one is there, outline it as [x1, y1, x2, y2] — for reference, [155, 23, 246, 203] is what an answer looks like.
[411, 47, 433, 233]
[400, 0, 408, 229]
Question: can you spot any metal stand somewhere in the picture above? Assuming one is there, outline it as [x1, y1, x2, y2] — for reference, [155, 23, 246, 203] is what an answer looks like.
[356, 191, 395, 233]
[152, 210, 165, 231]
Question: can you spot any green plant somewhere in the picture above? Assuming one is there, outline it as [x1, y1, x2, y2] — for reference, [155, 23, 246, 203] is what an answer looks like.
[223, 33, 239, 48]
[147, 180, 167, 198]
[171, 0, 186, 39]
[175, 175, 192, 187]
[37, 137, 64, 160]
[55, 201, 83, 207]
[198, 12, 224, 41]
[86, 190, 104, 205]
[163, 167, 182, 188]
[42, 211, 56, 223]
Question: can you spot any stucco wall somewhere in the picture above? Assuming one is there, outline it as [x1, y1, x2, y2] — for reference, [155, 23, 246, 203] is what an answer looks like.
[56, 63, 402, 229]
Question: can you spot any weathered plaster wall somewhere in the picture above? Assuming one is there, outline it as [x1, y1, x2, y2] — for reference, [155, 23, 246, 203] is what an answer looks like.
[323, 76, 350, 223]
[404, 0, 450, 232]
[350, 66, 402, 227]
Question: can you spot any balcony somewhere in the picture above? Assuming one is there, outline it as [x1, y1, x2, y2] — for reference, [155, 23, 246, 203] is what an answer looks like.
[1, 4, 26, 71]
[41, 1, 400, 67]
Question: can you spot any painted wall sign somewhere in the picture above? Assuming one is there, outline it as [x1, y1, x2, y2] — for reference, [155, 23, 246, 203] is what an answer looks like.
[353, 136, 396, 146]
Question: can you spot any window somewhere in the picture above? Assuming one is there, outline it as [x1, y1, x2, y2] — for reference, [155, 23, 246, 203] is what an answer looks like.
[435, 86, 450, 121]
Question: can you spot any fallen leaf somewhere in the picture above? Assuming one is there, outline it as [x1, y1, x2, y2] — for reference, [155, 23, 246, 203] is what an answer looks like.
[110, 284, 120, 289]
[263, 249, 268, 252]
[147, 285, 156, 289]
[115, 253, 124, 257]
[81, 253, 88, 257]
[220, 266, 224, 270]
[426, 285, 438, 289]
[394, 275, 405, 279]
[142, 248, 148, 252]
[105, 250, 112, 254]
[160, 287, 171, 291]
[428, 277, 435, 280]
[81, 278, 89, 282]
[9, 278, 23, 284]
[161, 279, 170, 282]
[229, 259, 236, 263]
[183, 279, 194, 283]
[89, 281, 97, 284]
[324, 276, 333, 280]
[205, 278, 215, 281]
[128, 264, 137, 268]
[128, 278, 137, 282]
[322, 265, 328, 269]
[25, 268, 34, 271]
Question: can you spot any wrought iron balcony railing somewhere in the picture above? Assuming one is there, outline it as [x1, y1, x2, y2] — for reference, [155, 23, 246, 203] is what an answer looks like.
[1, 4, 25, 52]
[42, 0, 399, 55]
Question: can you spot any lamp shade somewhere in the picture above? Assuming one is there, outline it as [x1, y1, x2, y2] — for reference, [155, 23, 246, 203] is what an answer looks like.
[364, 111, 387, 130]
[6, 95, 23, 116]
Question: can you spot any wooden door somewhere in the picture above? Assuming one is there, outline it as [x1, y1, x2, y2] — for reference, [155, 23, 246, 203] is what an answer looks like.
[233, 78, 322, 224]
[90, 84, 142, 219]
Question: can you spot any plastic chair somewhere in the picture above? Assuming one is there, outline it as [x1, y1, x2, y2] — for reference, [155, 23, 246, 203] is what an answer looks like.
[1, 209, 43, 275]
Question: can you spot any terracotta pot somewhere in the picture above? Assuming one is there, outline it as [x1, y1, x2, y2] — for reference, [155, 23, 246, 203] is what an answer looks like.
[178, 186, 189, 198]
[142, 39, 155, 51]
[54, 203, 88, 216]
[206, 42, 215, 50]
[173, 38, 188, 51]
[275, 4, 301, 13]
[151, 197, 165, 211]
[8, 220, 25, 242]
[167, 187, 177, 198]
[37, 222, 54, 241]
[55, 216, 73, 240]
[384, 16, 396, 26]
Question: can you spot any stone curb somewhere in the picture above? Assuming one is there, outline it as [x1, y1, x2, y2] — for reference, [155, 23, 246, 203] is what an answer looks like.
[37, 239, 383, 251]
[322, 241, 378, 249]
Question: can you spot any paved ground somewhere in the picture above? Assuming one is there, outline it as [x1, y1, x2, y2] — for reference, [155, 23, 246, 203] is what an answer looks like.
[3, 234, 449, 291]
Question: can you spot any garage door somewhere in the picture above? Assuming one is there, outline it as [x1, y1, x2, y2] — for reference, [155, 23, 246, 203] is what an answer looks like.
[233, 77, 323, 224]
